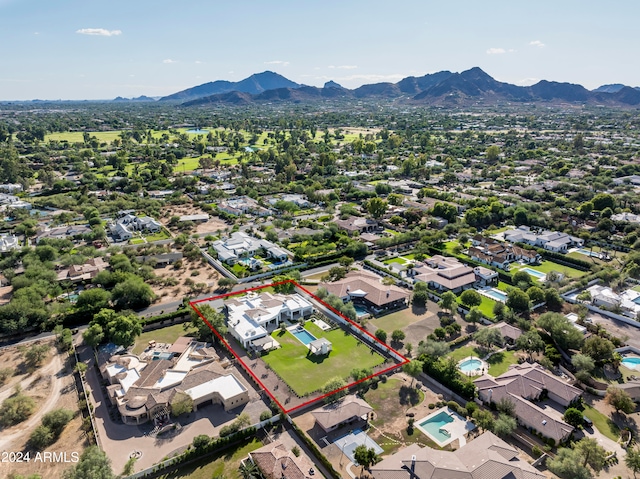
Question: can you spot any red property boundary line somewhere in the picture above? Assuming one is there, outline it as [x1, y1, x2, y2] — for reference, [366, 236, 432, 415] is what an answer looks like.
[190, 280, 409, 414]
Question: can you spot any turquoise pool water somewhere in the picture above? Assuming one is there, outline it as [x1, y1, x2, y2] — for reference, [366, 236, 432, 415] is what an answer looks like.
[418, 411, 454, 444]
[186, 129, 209, 134]
[520, 267, 546, 279]
[291, 327, 317, 346]
[622, 357, 640, 369]
[484, 288, 507, 302]
[577, 248, 599, 257]
[459, 358, 483, 373]
[152, 351, 173, 360]
[354, 304, 369, 318]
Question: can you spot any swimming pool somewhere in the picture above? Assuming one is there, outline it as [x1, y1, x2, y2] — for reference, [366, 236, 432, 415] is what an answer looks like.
[520, 267, 546, 280]
[290, 327, 317, 346]
[418, 411, 454, 444]
[483, 288, 507, 302]
[577, 248, 600, 258]
[622, 356, 640, 370]
[152, 351, 174, 361]
[459, 358, 483, 373]
[354, 304, 369, 318]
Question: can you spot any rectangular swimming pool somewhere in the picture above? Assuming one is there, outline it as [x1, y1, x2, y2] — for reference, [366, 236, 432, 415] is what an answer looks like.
[418, 411, 454, 444]
[354, 304, 369, 318]
[520, 267, 546, 280]
[483, 288, 507, 302]
[290, 327, 317, 346]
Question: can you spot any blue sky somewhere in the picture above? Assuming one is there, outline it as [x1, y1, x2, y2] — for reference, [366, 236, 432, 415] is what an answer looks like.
[0, 0, 638, 100]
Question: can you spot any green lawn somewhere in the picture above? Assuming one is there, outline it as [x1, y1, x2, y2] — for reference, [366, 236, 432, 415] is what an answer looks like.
[129, 237, 145, 245]
[458, 294, 497, 319]
[486, 350, 519, 376]
[583, 405, 620, 441]
[369, 308, 427, 332]
[448, 345, 479, 363]
[261, 322, 385, 396]
[230, 263, 249, 275]
[511, 260, 588, 279]
[384, 229, 400, 236]
[156, 438, 262, 479]
[132, 323, 197, 355]
[146, 229, 171, 242]
[382, 257, 407, 265]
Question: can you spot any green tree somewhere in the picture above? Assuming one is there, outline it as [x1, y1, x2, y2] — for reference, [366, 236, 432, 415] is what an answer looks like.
[42, 408, 74, 436]
[111, 276, 155, 310]
[466, 307, 482, 327]
[625, 446, 640, 478]
[0, 392, 37, 427]
[29, 425, 54, 450]
[353, 445, 380, 475]
[486, 145, 500, 163]
[417, 339, 450, 359]
[75, 288, 111, 314]
[391, 329, 406, 343]
[574, 437, 607, 473]
[438, 291, 457, 314]
[538, 312, 584, 350]
[105, 312, 142, 348]
[239, 460, 260, 479]
[472, 409, 495, 433]
[366, 197, 388, 219]
[402, 360, 424, 387]
[547, 447, 591, 479]
[25, 343, 50, 368]
[516, 329, 545, 361]
[582, 335, 614, 364]
[474, 327, 503, 352]
[83, 323, 104, 348]
[605, 387, 635, 415]
[460, 289, 482, 308]
[563, 407, 584, 428]
[170, 391, 194, 417]
[572, 353, 595, 383]
[322, 377, 347, 402]
[191, 303, 227, 341]
[375, 329, 387, 343]
[506, 288, 530, 315]
[492, 413, 516, 437]
[63, 446, 114, 479]
[525, 286, 545, 305]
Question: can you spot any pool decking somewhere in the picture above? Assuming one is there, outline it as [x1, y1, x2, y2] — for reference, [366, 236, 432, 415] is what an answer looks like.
[415, 406, 476, 447]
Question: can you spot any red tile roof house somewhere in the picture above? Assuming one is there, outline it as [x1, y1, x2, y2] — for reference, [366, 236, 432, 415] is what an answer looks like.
[474, 363, 582, 445]
[412, 255, 477, 293]
[320, 270, 410, 313]
[370, 430, 545, 479]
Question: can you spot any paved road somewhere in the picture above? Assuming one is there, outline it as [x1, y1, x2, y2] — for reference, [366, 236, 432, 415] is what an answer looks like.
[588, 311, 640, 349]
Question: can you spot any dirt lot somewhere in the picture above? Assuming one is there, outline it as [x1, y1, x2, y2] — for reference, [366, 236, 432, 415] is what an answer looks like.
[150, 257, 220, 307]
[159, 204, 229, 236]
[0, 342, 87, 478]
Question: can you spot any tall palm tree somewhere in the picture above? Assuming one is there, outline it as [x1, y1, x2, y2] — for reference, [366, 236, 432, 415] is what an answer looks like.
[239, 460, 261, 479]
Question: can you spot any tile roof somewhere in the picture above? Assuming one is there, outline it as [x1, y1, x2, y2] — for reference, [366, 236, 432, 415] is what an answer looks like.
[311, 395, 373, 430]
[320, 270, 410, 308]
[250, 442, 316, 479]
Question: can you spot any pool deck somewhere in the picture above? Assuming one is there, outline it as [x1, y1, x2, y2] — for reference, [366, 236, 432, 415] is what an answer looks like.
[457, 355, 489, 377]
[415, 406, 476, 447]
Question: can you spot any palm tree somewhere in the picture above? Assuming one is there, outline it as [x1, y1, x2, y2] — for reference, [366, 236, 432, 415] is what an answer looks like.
[239, 460, 261, 479]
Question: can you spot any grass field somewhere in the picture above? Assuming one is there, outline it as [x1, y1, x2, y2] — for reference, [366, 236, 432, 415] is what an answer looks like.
[261, 322, 385, 396]
[448, 345, 478, 363]
[457, 294, 497, 319]
[583, 405, 620, 441]
[132, 323, 197, 355]
[146, 229, 171, 242]
[156, 438, 262, 479]
[369, 307, 428, 332]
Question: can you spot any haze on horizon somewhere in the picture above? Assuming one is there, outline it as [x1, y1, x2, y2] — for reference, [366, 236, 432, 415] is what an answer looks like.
[1, 0, 638, 101]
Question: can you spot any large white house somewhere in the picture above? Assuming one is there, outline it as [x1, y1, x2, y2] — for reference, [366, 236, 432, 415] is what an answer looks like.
[224, 292, 314, 348]
[109, 213, 162, 241]
[504, 226, 583, 253]
[211, 231, 289, 265]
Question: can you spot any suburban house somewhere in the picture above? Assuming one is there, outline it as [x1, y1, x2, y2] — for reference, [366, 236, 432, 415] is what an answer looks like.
[224, 292, 314, 349]
[217, 196, 272, 217]
[334, 216, 379, 235]
[57, 257, 109, 282]
[412, 255, 478, 293]
[0, 233, 19, 253]
[504, 226, 583, 253]
[490, 321, 523, 344]
[474, 363, 582, 444]
[101, 338, 250, 425]
[35, 224, 93, 244]
[0, 193, 32, 211]
[371, 431, 545, 479]
[268, 193, 311, 208]
[469, 234, 541, 270]
[211, 231, 290, 266]
[311, 395, 373, 433]
[585, 284, 640, 318]
[109, 213, 162, 241]
[320, 270, 410, 312]
[247, 441, 317, 479]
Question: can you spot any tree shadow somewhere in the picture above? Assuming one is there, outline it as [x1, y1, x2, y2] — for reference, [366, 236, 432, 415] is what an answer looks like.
[411, 304, 428, 316]
[486, 352, 505, 365]
[399, 385, 421, 406]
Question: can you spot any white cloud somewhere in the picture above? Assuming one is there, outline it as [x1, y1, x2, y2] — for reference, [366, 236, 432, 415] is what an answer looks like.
[529, 40, 545, 48]
[194, 60, 203, 64]
[487, 48, 516, 55]
[264, 60, 290, 66]
[515, 77, 540, 86]
[163, 59, 176, 64]
[328, 65, 358, 70]
[76, 28, 122, 37]
[33, 32, 39, 35]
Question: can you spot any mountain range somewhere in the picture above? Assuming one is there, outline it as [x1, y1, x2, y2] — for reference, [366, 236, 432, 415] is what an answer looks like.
[152, 69, 640, 107]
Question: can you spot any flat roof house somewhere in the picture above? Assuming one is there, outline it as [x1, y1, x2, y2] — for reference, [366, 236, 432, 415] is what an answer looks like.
[225, 292, 314, 349]
[412, 255, 478, 293]
[504, 226, 583, 253]
[211, 231, 290, 265]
